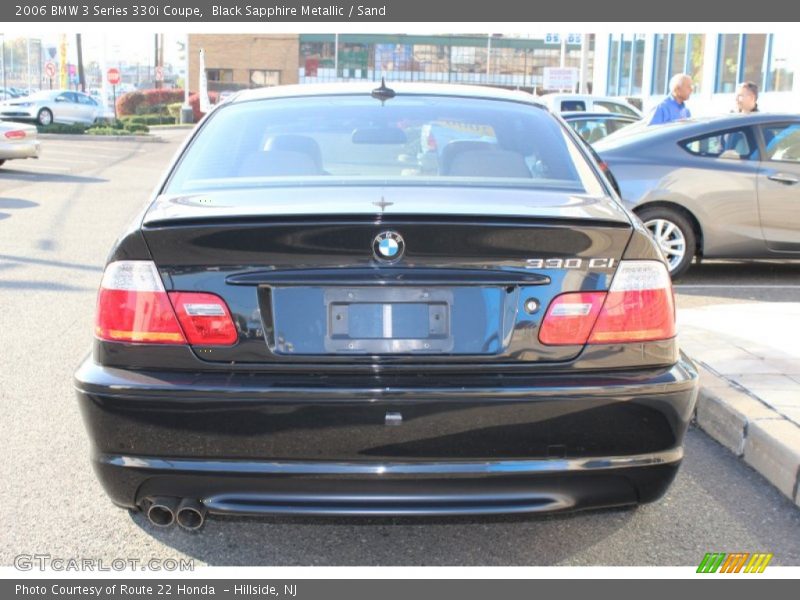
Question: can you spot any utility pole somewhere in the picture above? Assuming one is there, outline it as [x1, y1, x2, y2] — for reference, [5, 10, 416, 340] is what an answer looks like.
[76, 33, 85, 92]
[154, 33, 160, 88]
[579, 34, 589, 93]
[334, 33, 339, 80]
[486, 34, 492, 83]
[2, 35, 7, 93]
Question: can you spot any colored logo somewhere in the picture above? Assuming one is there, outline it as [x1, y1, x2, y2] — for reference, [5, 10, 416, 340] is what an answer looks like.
[697, 552, 773, 573]
[373, 231, 405, 262]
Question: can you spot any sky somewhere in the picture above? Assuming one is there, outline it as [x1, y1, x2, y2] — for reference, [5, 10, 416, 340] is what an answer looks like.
[31, 33, 182, 67]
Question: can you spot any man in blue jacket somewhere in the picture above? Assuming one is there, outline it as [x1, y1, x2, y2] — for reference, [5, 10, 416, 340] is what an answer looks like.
[649, 73, 693, 125]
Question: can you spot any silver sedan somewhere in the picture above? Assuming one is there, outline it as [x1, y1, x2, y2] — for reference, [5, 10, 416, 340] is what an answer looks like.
[595, 113, 800, 277]
[0, 120, 40, 167]
[0, 90, 102, 126]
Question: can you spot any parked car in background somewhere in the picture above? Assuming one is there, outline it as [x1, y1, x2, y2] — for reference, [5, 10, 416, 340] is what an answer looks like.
[417, 119, 498, 172]
[562, 112, 640, 144]
[75, 82, 698, 529]
[539, 93, 643, 118]
[0, 90, 102, 126]
[0, 120, 40, 167]
[594, 114, 800, 277]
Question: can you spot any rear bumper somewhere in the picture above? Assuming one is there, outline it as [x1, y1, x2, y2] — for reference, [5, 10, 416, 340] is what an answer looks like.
[0, 139, 39, 160]
[75, 356, 698, 516]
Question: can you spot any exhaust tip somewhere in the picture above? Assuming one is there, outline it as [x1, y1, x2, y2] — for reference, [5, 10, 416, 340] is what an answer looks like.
[146, 497, 178, 527]
[176, 498, 206, 531]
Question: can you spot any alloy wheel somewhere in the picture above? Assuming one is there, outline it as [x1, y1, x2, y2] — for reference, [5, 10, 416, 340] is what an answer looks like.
[644, 218, 686, 272]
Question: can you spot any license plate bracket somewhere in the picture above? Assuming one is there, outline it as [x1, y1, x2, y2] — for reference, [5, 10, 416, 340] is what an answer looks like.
[324, 287, 453, 354]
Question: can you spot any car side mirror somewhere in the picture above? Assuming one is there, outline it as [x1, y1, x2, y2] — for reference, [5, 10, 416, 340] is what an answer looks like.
[55, 96, 67, 102]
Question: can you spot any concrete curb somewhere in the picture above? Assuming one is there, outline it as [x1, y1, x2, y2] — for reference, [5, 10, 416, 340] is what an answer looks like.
[38, 133, 165, 143]
[693, 360, 800, 508]
[148, 124, 195, 130]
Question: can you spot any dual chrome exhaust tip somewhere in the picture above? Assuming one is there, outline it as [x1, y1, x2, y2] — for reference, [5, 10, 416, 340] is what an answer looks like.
[145, 497, 206, 531]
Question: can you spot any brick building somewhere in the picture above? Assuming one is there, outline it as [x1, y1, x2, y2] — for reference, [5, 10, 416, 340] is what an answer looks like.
[187, 34, 299, 92]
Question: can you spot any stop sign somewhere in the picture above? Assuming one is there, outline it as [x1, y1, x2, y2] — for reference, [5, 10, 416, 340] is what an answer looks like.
[107, 68, 121, 86]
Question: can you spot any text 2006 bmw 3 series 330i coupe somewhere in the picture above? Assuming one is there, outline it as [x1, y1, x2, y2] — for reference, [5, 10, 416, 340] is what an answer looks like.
[74, 82, 698, 530]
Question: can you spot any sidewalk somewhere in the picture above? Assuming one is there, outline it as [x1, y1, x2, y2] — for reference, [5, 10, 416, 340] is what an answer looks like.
[678, 303, 800, 508]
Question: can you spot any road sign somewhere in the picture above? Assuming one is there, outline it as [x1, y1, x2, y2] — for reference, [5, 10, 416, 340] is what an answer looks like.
[44, 61, 56, 79]
[106, 68, 121, 86]
[155, 66, 164, 82]
[543, 67, 578, 91]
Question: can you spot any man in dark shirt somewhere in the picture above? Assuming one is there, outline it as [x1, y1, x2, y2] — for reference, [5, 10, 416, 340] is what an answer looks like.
[649, 73, 693, 125]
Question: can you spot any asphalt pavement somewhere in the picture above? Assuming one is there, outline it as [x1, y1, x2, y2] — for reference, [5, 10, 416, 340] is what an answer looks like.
[1, 131, 798, 567]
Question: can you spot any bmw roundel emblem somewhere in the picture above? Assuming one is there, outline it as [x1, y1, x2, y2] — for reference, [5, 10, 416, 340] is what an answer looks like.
[373, 231, 405, 262]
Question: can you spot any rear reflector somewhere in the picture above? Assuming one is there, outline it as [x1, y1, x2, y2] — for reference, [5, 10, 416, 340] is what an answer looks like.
[95, 261, 237, 346]
[4, 129, 27, 140]
[539, 260, 675, 346]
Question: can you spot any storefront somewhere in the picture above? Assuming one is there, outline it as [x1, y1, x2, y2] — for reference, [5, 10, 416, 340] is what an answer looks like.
[593, 33, 799, 116]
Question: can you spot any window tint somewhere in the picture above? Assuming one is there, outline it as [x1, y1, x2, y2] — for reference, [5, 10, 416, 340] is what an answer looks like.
[761, 123, 800, 163]
[680, 128, 755, 160]
[560, 100, 586, 112]
[77, 93, 96, 105]
[594, 100, 639, 117]
[570, 119, 611, 144]
[167, 95, 603, 195]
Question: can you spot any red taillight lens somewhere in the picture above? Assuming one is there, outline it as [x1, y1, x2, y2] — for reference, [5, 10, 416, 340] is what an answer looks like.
[95, 262, 185, 344]
[169, 292, 238, 346]
[4, 129, 26, 140]
[95, 262, 238, 346]
[539, 261, 676, 346]
[538, 292, 606, 345]
[426, 132, 437, 151]
[588, 261, 676, 343]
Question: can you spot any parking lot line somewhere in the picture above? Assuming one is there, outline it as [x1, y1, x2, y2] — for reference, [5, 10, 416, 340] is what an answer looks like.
[33, 157, 103, 165]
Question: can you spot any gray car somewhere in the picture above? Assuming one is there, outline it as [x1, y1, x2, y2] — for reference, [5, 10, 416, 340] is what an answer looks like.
[0, 89, 102, 126]
[0, 120, 40, 166]
[595, 113, 800, 277]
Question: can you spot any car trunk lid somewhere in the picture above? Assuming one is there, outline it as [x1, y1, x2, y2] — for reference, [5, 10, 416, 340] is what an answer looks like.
[140, 186, 633, 365]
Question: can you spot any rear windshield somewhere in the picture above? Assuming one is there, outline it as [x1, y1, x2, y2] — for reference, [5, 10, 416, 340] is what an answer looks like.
[165, 94, 602, 194]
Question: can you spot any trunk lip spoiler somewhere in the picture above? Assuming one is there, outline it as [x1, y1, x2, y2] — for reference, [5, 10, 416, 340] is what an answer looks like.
[226, 267, 551, 287]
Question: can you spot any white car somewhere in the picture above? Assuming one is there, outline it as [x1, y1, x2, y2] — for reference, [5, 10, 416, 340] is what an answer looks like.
[0, 90, 102, 126]
[538, 93, 643, 118]
[0, 120, 40, 167]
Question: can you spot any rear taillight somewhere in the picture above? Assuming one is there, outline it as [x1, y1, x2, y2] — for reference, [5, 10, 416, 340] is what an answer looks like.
[587, 260, 675, 343]
[4, 129, 26, 140]
[95, 261, 237, 346]
[426, 132, 437, 151]
[539, 261, 675, 346]
[169, 292, 238, 346]
[538, 292, 606, 345]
